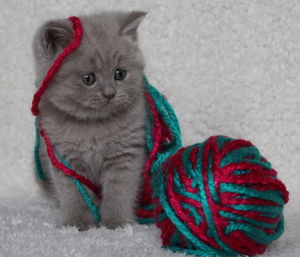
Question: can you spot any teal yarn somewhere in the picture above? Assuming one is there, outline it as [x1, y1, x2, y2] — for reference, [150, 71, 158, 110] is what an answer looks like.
[34, 118, 47, 181]
[136, 76, 183, 224]
[151, 135, 289, 256]
[72, 179, 101, 223]
[143, 76, 183, 170]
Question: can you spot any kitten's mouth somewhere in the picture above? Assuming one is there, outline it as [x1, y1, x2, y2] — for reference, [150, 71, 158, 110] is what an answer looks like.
[89, 98, 112, 108]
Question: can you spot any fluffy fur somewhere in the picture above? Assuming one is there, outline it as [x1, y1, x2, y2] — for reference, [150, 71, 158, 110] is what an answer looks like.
[33, 11, 147, 230]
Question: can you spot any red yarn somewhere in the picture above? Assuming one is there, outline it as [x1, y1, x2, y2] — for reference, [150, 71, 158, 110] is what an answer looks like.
[137, 93, 162, 211]
[31, 16, 83, 116]
[39, 123, 101, 198]
[136, 91, 174, 220]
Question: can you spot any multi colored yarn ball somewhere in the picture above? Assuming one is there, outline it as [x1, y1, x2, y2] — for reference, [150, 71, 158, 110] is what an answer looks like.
[151, 136, 289, 257]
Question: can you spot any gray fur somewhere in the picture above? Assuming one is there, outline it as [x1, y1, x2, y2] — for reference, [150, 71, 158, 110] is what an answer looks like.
[33, 11, 147, 230]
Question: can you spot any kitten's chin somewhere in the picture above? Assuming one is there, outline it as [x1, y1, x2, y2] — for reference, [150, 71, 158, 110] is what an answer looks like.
[76, 100, 136, 121]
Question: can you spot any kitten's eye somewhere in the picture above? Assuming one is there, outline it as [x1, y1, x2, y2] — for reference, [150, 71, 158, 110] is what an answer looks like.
[81, 73, 96, 86]
[114, 69, 127, 81]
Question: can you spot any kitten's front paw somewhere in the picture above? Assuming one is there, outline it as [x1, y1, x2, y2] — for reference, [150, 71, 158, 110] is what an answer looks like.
[61, 215, 97, 231]
[62, 221, 94, 231]
[101, 219, 134, 230]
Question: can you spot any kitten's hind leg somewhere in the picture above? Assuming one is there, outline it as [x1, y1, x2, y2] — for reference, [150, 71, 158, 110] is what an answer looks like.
[100, 167, 141, 229]
[35, 140, 57, 201]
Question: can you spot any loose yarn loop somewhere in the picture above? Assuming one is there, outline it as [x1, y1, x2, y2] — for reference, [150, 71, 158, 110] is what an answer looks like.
[152, 136, 289, 256]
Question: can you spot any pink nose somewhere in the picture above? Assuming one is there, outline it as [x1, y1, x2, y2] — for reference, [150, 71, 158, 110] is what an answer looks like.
[102, 88, 116, 100]
[103, 91, 115, 99]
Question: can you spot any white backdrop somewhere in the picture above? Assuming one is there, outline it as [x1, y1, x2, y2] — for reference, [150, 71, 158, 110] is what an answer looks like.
[0, 0, 299, 256]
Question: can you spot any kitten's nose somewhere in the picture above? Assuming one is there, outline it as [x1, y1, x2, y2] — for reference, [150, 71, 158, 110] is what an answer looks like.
[102, 87, 116, 100]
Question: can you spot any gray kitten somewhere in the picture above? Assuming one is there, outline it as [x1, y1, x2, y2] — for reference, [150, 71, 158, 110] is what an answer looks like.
[33, 11, 147, 230]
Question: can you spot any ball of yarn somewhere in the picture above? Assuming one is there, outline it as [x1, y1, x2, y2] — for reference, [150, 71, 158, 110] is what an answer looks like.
[152, 135, 289, 257]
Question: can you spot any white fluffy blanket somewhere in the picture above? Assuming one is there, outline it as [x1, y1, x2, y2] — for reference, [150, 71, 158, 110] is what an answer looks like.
[0, 0, 299, 256]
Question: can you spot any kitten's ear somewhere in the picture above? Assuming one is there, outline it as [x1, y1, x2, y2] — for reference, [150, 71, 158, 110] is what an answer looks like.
[37, 19, 73, 57]
[118, 11, 147, 41]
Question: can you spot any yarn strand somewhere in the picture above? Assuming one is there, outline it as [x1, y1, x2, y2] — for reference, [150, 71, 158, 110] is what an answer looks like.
[31, 16, 83, 116]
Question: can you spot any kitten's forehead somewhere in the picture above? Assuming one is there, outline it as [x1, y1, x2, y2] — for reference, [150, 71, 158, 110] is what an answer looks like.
[77, 41, 123, 74]
[81, 14, 120, 47]
[57, 13, 144, 74]
[88, 49, 121, 73]
[76, 16, 127, 66]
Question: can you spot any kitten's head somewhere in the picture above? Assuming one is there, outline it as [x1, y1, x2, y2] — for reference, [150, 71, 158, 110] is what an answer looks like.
[33, 12, 146, 120]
